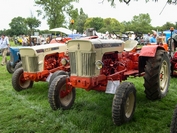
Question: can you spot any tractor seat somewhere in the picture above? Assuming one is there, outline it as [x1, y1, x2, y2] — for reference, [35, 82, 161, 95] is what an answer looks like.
[124, 40, 138, 51]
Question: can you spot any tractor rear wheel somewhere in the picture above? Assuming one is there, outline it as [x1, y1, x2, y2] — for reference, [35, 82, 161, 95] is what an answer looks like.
[12, 67, 34, 92]
[144, 49, 170, 100]
[49, 70, 68, 86]
[112, 82, 136, 126]
[48, 75, 75, 110]
[6, 61, 14, 74]
[14, 62, 22, 71]
[170, 105, 177, 133]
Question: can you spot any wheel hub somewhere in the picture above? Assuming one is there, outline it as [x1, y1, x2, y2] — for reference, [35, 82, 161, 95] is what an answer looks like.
[125, 92, 135, 118]
[160, 60, 168, 93]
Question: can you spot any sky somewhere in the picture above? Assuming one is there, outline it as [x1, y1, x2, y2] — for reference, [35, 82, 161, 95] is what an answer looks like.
[1, 0, 177, 31]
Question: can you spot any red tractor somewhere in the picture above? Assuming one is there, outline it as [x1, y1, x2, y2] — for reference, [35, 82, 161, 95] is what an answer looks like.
[169, 32, 177, 76]
[48, 29, 171, 126]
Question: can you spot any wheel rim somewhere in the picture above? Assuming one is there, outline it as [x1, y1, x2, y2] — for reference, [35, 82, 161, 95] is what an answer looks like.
[19, 73, 31, 88]
[159, 60, 168, 94]
[125, 92, 135, 118]
[59, 84, 72, 106]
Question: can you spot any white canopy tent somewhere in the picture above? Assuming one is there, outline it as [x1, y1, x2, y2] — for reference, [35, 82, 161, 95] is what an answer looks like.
[49, 27, 73, 35]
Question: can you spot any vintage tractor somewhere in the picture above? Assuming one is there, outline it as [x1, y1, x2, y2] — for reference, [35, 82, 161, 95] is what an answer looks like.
[11, 43, 70, 92]
[169, 33, 177, 76]
[6, 47, 22, 73]
[48, 36, 170, 126]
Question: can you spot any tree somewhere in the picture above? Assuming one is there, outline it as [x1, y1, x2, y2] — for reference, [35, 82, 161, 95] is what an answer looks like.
[9, 17, 28, 35]
[68, 8, 79, 31]
[35, 0, 78, 29]
[106, 0, 176, 6]
[130, 13, 153, 33]
[76, 9, 88, 33]
[83, 17, 104, 31]
[90, 17, 104, 31]
[99, 18, 124, 33]
[25, 17, 41, 35]
[161, 22, 175, 31]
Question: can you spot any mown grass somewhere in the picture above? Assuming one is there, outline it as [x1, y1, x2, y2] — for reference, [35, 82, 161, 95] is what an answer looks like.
[0, 43, 177, 133]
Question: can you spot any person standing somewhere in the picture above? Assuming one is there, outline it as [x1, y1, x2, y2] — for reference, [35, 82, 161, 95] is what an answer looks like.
[0, 34, 10, 66]
[150, 32, 157, 43]
[145, 33, 151, 44]
[22, 35, 27, 46]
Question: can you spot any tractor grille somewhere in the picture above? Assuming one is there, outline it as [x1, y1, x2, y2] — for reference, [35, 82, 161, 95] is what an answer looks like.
[69, 52, 96, 76]
[21, 56, 39, 72]
[68, 52, 76, 74]
[81, 53, 95, 76]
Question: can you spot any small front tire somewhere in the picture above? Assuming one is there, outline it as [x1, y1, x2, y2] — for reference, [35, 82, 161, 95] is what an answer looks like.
[6, 61, 14, 74]
[48, 75, 75, 110]
[112, 82, 136, 126]
[49, 70, 68, 86]
[14, 62, 22, 72]
[12, 68, 33, 92]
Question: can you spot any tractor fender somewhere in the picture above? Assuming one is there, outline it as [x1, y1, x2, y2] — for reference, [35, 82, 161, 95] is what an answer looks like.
[139, 45, 165, 57]
[138, 45, 166, 74]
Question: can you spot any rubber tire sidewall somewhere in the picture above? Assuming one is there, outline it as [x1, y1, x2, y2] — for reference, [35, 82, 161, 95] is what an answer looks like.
[49, 70, 67, 86]
[6, 61, 14, 74]
[48, 75, 75, 110]
[112, 82, 136, 126]
[12, 67, 33, 92]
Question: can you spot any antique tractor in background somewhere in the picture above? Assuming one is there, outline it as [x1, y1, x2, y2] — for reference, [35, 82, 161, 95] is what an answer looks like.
[167, 28, 177, 133]
[6, 47, 22, 73]
[169, 33, 177, 76]
[48, 36, 170, 126]
[11, 43, 70, 92]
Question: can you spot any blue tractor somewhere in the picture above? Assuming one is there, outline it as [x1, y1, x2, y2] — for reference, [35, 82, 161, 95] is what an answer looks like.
[6, 47, 22, 73]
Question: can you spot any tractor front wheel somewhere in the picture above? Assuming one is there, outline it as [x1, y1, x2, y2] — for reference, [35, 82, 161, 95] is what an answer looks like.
[14, 62, 22, 71]
[144, 49, 170, 100]
[112, 82, 136, 126]
[6, 61, 14, 74]
[12, 67, 33, 92]
[49, 70, 68, 86]
[48, 75, 75, 110]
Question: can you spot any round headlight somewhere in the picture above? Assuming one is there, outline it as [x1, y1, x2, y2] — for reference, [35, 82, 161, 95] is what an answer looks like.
[95, 60, 103, 69]
[60, 58, 68, 66]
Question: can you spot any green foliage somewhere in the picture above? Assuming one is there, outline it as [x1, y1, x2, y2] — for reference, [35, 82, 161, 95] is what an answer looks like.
[89, 17, 104, 31]
[68, 8, 79, 30]
[76, 12, 88, 33]
[102, 18, 125, 33]
[9, 17, 28, 35]
[130, 13, 153, 33]
[107, 0, 171, 6]
[35, 0, 79, 29]
[26, 17, 41, 35]
[161, 22, 176, 31]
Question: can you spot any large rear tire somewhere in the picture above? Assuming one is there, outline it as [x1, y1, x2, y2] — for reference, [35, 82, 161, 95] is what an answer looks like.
[112, 82, 136, 126]
[170, 105, 177, 133]
[12, 68, 34, 92]
[48, 75, 75, 110]
[144, 49, 170, 100]
[6, 61, 14, 74]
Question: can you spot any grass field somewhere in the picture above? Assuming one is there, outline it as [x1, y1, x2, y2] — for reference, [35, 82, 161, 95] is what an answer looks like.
[0, 43, 177, 133]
